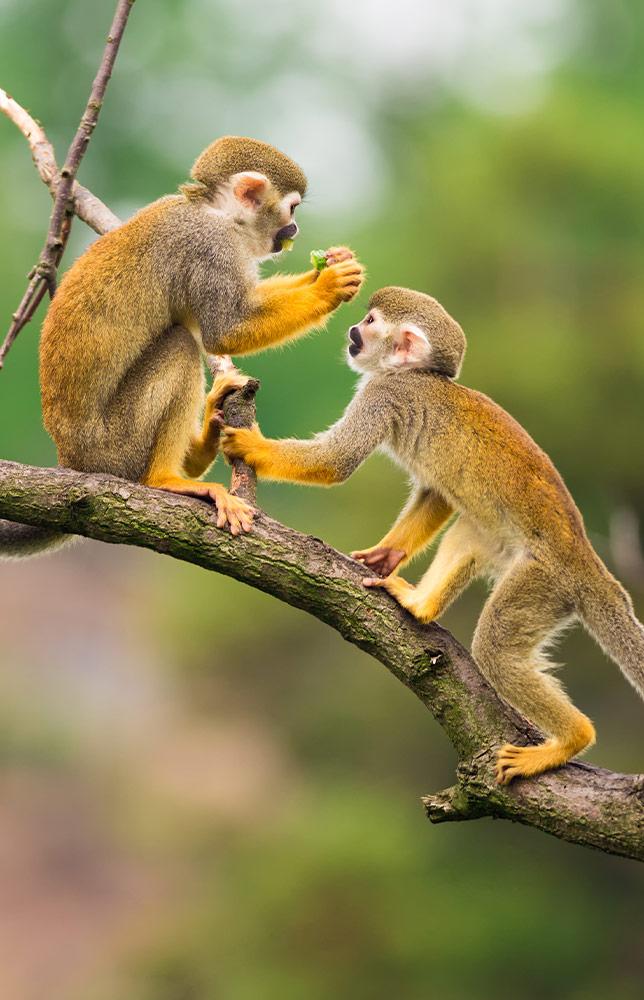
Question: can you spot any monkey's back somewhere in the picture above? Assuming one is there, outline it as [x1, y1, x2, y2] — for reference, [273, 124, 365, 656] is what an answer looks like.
[39, 196, 246, 452]
[380, 370, 587, 554]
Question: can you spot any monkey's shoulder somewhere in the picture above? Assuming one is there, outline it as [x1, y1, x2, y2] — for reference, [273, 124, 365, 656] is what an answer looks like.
[365, 369, 462, 412]
[374, 371, 557, 464]
[126, 195, 239, 252]
[449, 382, 545, 449]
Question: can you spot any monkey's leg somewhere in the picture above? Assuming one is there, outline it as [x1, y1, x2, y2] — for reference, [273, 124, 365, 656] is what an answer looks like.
[471, 559, 596, 784]
[214, 258, 364, 355]
[65, 325, 205, 483]
[145, 403, 254, 536]
[365, 517, 485, 623]
[352, 488, 453, 578]
[183, 369, 251, 479]
[97, 326, 252, 535]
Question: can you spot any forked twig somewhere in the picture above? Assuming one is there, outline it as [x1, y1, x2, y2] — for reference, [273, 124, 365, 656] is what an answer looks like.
[0, 0, 136, 369]
[0, 87, 121, 235]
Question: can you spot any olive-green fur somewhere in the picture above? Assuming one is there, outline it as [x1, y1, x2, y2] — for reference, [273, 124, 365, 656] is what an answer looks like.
[190, 136, 307, 196]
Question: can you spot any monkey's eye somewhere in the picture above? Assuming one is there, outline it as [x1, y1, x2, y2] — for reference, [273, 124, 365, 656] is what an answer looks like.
[366, 314, 374, 324]
[290, 204, 296, 216]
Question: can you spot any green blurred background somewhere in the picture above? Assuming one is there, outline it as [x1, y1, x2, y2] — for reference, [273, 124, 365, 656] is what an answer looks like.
[1, 1, 643, 998]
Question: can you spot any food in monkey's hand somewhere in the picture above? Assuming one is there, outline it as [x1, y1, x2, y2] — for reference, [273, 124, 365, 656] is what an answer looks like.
[310, 249, 329, 271]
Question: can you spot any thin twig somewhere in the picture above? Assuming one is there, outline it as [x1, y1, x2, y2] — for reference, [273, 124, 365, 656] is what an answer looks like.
[0, 87, 121, 234]
[0, 88, 57, 186]
[0, 0, 135, 369]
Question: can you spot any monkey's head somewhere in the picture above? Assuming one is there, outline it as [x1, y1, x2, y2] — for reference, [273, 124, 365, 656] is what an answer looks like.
[187, 136, 307, 259]
[346, 286, 466, 378]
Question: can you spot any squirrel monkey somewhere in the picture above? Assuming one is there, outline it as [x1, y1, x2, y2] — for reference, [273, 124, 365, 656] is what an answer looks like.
[222, 286, 644, 784]
[0, 136, 364, 555]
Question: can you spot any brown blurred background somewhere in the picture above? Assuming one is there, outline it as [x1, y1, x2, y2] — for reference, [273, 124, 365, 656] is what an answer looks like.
[1, 1, 643, 997]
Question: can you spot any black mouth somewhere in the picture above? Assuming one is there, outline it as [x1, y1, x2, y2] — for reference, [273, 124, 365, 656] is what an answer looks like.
[348, 327, 362, 357]
[272, 222, 298, 253]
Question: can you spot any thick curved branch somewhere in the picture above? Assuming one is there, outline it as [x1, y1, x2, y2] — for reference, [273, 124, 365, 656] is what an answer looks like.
[0, 458, 641, 861]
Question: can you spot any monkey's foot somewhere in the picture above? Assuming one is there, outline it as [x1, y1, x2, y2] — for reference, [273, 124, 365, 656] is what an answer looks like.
[362, 573, 420, 612]
[495, 740, 576, 784]
[362, 574, 442, 624]
[351, 545, 406, 578]
[149, 476, 254, 535]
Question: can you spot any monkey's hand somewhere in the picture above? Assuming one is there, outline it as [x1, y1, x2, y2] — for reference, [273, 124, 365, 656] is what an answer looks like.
[221, 424, 267, 471]
[314, 254, 365, 307]
[351, 545, 406, 578]
[323, 246, 356, 266]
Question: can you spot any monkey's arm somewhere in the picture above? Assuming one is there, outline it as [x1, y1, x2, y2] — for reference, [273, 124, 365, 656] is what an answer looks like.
[258, 270, 318, 290]
[352, 488, 453, 577]
[204, 258, 364, 356]
[222, 386, 388, 486]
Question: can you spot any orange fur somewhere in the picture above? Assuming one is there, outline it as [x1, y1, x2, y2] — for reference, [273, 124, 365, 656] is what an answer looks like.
[215, 260, 364, 356]
[223, 426, 342, 485]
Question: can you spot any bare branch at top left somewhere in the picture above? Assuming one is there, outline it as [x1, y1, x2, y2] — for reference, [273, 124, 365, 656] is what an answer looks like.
[0, 0, 135, 369]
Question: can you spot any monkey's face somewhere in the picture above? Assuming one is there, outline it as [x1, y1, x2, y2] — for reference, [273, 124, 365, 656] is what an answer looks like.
[224, 171, 302, 259]
[347, 308, 432, 375]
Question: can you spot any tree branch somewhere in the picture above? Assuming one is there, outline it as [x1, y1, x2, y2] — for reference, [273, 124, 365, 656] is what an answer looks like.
[0, 88, 120, 235]
[0, 0, 135, 369]
[0, 457, 642, 861]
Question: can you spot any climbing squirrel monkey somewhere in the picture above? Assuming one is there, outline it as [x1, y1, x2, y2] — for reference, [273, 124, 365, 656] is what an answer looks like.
[222, 285, 644, 784]
[0, 136, 364, 556]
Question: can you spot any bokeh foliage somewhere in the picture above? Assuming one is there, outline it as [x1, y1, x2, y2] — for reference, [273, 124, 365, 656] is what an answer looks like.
[0, 1, 643, 998]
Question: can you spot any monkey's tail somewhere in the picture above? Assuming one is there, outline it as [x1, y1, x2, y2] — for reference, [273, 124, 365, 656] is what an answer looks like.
[578, 558, 644, 701]
[0, 519, 74, 559]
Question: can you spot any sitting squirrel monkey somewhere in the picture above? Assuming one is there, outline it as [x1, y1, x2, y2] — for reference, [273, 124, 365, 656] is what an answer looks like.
[0, 136, 364, 555]
[222, 285, 644, 784]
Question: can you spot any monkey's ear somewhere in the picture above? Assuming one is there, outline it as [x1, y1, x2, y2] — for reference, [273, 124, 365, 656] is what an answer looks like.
[232, 172, 269, 209]
[391, 324, 431, 367]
